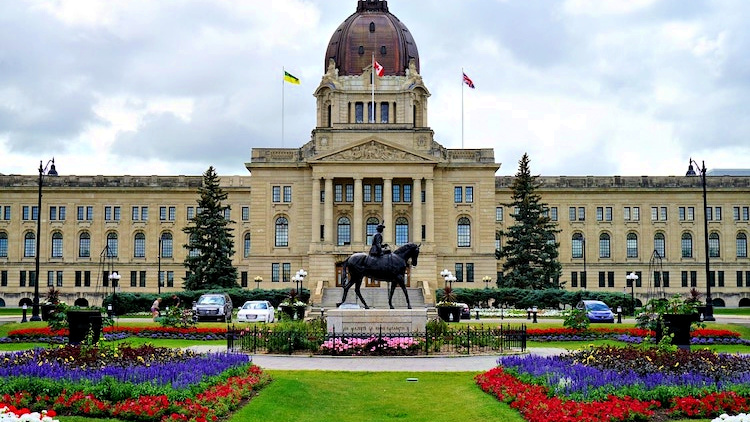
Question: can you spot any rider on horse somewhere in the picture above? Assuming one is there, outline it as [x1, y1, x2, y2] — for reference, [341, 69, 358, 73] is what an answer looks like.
[369, 223, 390, 258]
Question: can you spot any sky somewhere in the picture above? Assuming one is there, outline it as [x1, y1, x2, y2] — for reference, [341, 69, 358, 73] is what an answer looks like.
[1, 0, 748, 177]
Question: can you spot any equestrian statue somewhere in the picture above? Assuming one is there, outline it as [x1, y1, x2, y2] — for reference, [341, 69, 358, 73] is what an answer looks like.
[337, 224, 420, 309]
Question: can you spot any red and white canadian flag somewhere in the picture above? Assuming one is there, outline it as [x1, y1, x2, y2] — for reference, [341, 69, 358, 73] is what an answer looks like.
[373, 60, 384, 77]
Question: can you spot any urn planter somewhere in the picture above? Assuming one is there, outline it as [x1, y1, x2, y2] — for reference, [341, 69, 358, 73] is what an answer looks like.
[280, 305, 306, 320]
[657, 313, 699, 350]
[67, 309, 103, 345]
[437, 306, 462, 323]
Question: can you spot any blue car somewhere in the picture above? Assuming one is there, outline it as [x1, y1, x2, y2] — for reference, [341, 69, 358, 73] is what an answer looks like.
[576, 300, 615, 323]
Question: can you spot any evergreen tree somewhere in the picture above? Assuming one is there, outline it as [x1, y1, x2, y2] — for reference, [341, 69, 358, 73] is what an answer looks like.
[183, 166, 238, 290]
[497, 153, 562, 289]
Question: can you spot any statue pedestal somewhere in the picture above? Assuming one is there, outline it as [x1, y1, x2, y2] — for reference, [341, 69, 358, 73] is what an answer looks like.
[327, 308, 428, 333]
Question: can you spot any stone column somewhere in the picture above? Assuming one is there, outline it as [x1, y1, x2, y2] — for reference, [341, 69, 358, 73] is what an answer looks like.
[324, 178, 333, 244]
[383, 178, 393, 243]
[425, 178, 434, 243]
[412, 178, 422, 243]
[353, 178, 363, 245]
[311, 177, 321, 244]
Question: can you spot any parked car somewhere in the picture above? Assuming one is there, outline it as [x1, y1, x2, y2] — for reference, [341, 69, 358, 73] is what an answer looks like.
[457, 303, 471, 319]
[237, 300, 275, 323]
[576, 300, 615, 323]
[193, 293, 233, 322]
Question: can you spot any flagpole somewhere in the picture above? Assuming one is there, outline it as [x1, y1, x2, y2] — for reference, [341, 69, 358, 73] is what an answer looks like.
[371, 53, 375, 123]
[461, 68, 464, 149]
[282, 67, 285, 147]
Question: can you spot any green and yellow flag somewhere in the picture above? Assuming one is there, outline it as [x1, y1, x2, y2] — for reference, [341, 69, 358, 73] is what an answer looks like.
[284, 71, 301, 85]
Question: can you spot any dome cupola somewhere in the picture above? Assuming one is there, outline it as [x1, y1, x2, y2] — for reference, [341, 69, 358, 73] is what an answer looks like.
[324, 0, 419, 76]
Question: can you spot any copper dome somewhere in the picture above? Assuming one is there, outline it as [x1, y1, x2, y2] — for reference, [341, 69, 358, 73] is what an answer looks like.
[325, 0, 419, 77]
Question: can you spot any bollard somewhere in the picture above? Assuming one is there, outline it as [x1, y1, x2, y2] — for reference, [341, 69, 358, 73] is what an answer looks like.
[532, 310, 538, 323]
[475, 310, 480, 320]
[616, 306, 622, 324]
[21, 304, 28, 323]
[526, 308, 531, 320]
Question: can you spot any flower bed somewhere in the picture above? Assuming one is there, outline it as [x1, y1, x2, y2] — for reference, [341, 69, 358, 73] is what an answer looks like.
[0, 406, 58, 422]
[477, 345, 750, 421]
[527, 326, 749, 345]
[320, 336, 423, 355]
[0, 344, 270, 421]
[5, 326, 226, 343]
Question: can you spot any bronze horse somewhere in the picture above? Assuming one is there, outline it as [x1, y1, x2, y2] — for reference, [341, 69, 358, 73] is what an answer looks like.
[337, 243, 420, 309]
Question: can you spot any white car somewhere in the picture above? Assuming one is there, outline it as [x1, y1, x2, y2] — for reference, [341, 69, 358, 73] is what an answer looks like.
[237, 300, 275, 323]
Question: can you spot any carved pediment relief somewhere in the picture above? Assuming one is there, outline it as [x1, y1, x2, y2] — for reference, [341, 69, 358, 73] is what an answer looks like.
[316, 140, 432, 162]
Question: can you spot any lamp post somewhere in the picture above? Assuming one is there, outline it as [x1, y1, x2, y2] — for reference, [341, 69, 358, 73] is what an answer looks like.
[626, 272, 637, 316]
[482, 276, 491, 289]
[293, 269, 307, 295]
[440, 268, 450, 288]
[686, 159, 715, 321]
[31, 158, 58, 321]
[109, 271, 121, 317]
[254, 276, 263, 290]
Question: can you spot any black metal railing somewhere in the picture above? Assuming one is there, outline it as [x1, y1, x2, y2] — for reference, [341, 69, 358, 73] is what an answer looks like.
[227, 324, 526, 356]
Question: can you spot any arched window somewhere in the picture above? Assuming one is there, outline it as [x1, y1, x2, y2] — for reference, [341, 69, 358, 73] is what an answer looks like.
[654, 233, 666, 259]
[275, 217, 289, 247]
[244, 233, 251, 258]
[599, 233, 611, 258]
[337, 217, 351, 246]
[79, 232, 90, 258]
[0, 232, 8, 258]
[188, 233, 200, 258]
[572, 233, 584, 258]
[366, 217, 380, 245]
[626, 233, 638, 258]
[24, 232, 35, 257]
[106, 232, 118, 257]
[709, 232, 720, 257]
[51, 232, 63, 258]
[161, 232, 173, 258]
[457, 217, 471, 247]
[134, 233, 146, 258]
[737, 233, 748, 258]
[681, 233, 693, 258]
[395, 217, 409, 245]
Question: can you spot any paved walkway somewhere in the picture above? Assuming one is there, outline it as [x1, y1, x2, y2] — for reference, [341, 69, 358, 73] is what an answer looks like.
[187, 345, 567, 372]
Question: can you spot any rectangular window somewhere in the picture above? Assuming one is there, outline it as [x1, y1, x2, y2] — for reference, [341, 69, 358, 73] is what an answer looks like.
[169, 206, 176, 221]
[679, 207, 685, 221]
[166, 271, 174, 287]
[496, 207, 504, 222]
[392, 184, 400, 203]
[571, 272, 578, 288]
[272, 263, 280, 282]
[738, 271, 743, 288]
[187, 207, 195, 220]
[454, 187, 462, 203]
[624, 206, 631, 221]
[113, 206, 119, 221]
[355, 102, 364, 123]
[744, 207, 750, 220]
[20, 271, 26, 287]
[32, 206, 38, 221]
[363, 185, 372, 202]
[747, 271, 750, 287]
[47, 271, 54, 287]
[651, 207, 658, 221]
[687, 207, 694, 221]
[283, 186, 292, 202]
[58, 205, 66, 220]
[380, 102, 389, 123]
[141, 207, 148, 221]
[607, 271, 614, 288]
[130, 271, 137, 287]
[596, 207, 603, 221]
[84, 271, 90, 287]
[715, 207, 722, 221]
[334, 184, 343, 202]
[663, 271, 670, 287]
[598, 272, 605, 288]
[241, 271, 248, 288]
[569, 207, 576, 221]
[272, 186, 281, 203]
[2, 206, 9, 220]
[465, 187, 473, 203]
[706, 207, 713, 221]
[550, 207, 558, 221]
[660, 206, 667, 221]
[454, 263, 464, 282]
[682, 271, 688, 288]
[735, 206, 741, 221]
[140, 271, 146, 287]
[132, 206, 138, 221]
[403, 184, 411, 203]
[345, 184, 354, 202]
[283, 263, 291, 283]
[466, 263, 474, 283]
[242, 206, 249, 221]
[160, 206, 167, 221]
[633, 207, 640, 221]
[374, 185, 383, 202]
[50, 206, 57, 221]
[578, 207, 585, 221]
[223, 208, 231, 220]
[23, 206, 30, 221]
[105, 206, 112, 221]
[690, 271, 697, 288]
[75, 271, 82, 287]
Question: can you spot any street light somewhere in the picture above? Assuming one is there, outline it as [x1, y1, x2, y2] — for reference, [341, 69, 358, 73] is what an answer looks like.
[254, 276, 263, 290]
[626, 272, 638, 316]
[482, 276, 491, 289]
[686, 158, 715, 321]
[293, 269, 307, 295]
[31, 158, 58, 321]
[109, 271, 121, 317]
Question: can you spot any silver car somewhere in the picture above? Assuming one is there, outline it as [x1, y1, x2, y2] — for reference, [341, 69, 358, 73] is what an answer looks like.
[193, 293, 233, 322]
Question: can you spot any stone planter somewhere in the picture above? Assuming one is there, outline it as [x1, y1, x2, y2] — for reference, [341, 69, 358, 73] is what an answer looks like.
[67, 309, 103, 345]
[41, 304, 56, 322]
[437, 306, 462, 323]
[280, 305, 306, 320]
[658, 313, 699, 350]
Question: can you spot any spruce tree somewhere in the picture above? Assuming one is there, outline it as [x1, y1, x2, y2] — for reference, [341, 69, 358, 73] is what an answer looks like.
[497, 153, 562, 289]
[183, 166, 238, 290]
